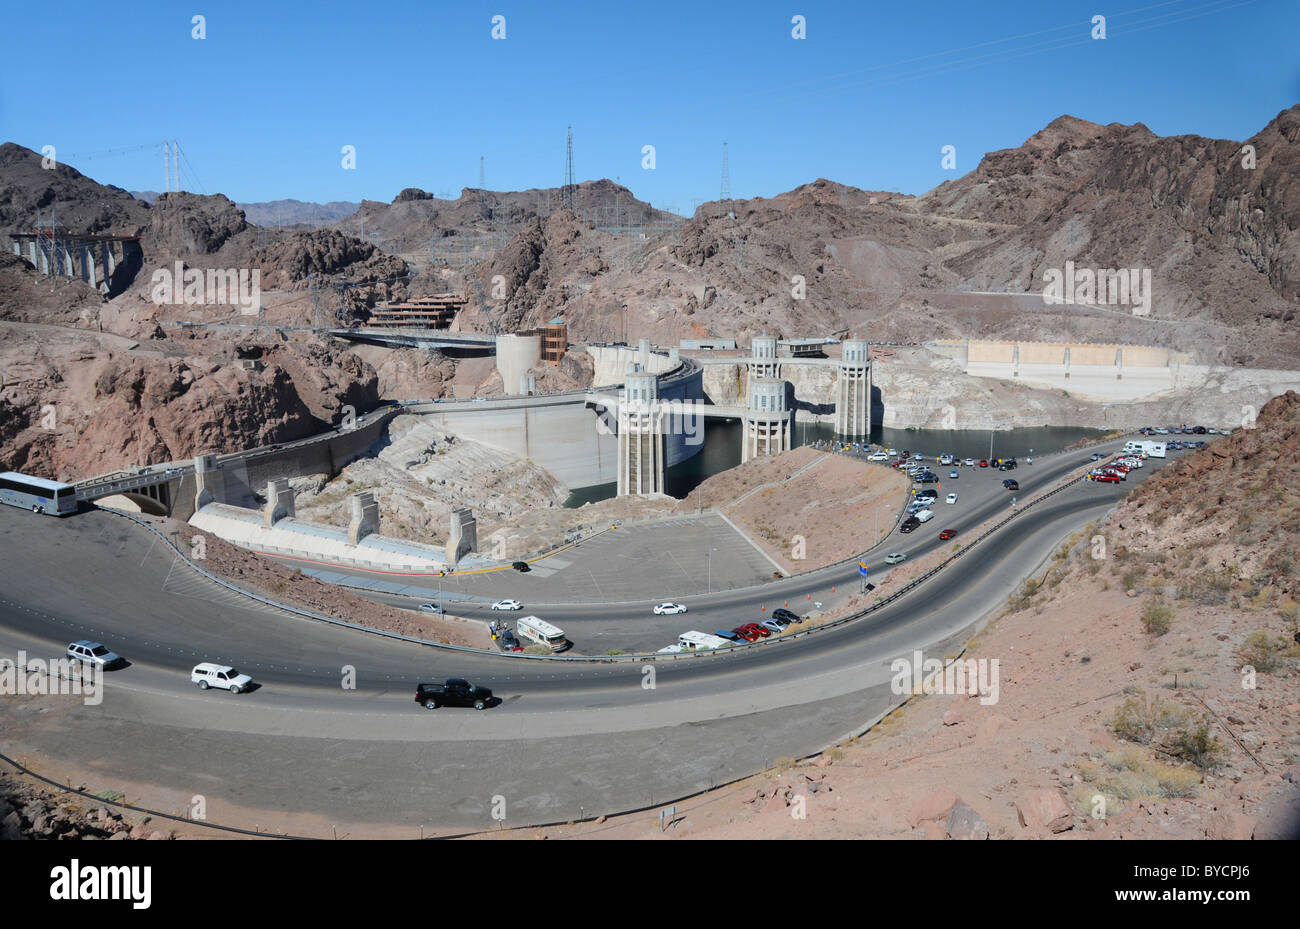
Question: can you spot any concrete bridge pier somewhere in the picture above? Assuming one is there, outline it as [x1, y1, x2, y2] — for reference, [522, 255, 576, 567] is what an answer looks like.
[446, 508, 477, 566]
[617, 372, 665, 496]
[193, 454, 221, 510]
[743, 378, 792, 463]
[263, 479, 294, 526]
[835, 339, 871, 437]
[348, 492, 379, 544]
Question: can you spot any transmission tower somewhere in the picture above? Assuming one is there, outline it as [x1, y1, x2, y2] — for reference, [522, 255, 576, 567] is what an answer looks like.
[720, 141, 731, 205]
[563, 125, 575, 211]
[478, 155, 489, 220]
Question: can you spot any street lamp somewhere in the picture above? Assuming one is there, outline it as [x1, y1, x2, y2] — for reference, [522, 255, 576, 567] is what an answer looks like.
[707, 547, 718, 593]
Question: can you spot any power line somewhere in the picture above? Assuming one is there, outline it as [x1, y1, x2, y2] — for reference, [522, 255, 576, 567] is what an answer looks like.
[563, 125, 575, 211]
[719, 141, 730, 204]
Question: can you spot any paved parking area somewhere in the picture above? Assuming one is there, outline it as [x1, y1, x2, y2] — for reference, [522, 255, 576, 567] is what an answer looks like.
[313, 514, 777, 605]
[528, 515, 778, 601]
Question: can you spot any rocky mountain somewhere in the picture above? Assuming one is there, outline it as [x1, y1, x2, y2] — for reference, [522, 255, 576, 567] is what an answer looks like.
[914, 108, 1300, 362]
[135, 193, 360, 228]
[435, 108, 1300, 366]
[0, 142, 150, 242]
[334, 178, 677, 257]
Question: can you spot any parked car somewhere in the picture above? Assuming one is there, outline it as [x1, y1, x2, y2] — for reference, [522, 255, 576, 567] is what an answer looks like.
[964, 458, 975, 467]
[714, 630, 744, 643]
[732, 625, 762, 642]
[511, 561, 530, 572]
[419, 602, 445, 614]
[491, 599, 522, 611]
[899, 517, 920, 533]
[737, 622, 770, 639]
[999, 459, 1018, 471]
[939, 528, 958, 541]
[65, 640, 122, 670]
[414, 678, 494, 710]
[772, 608, 802, 624]
[1089, 452, 1107, 461]
[945, 492, 958, 504]
[979, 459, 989, 468]
[191, 663, 253, 694]
[1092, 471, 1122, 484]
[914, 508, 934, 523]
[653, 602, 688, 615]
[885, 553, 906, 565]
[949, 469, 959, 479]
[499, 630, 523, 652]
[758, 619, 785, 634]
[868, 452, 889, 461]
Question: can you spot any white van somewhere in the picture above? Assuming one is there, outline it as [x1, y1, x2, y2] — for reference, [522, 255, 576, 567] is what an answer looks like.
[677, 631, 732, 651]
[1124, 440, 1166, 458]
[516, 616, 569, 652]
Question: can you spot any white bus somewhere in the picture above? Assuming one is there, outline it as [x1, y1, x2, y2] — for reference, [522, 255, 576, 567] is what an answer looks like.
[0, 472, 78, 516]
[677, 631, 733, 651]
[516, 616, 569, 652]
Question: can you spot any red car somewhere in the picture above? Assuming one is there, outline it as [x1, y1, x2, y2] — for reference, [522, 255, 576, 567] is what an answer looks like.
[1092, 471, 1122, 483]
[738, 622, 771, 639]
[979, 459, 989, 468]
[939, 528, 957, 540]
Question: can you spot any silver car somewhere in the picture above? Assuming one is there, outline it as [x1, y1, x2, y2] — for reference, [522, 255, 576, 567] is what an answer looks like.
[66, 640, 122, 669]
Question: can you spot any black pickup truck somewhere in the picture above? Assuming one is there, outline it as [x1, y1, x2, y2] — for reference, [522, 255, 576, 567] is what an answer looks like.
[414, 678, 494, 710]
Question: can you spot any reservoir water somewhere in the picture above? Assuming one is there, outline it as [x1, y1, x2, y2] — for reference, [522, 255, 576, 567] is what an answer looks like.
[564, 420, 1109, 508]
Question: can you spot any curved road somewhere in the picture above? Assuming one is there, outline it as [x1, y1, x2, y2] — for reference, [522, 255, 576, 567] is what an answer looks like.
[0, 442, 1169, 831]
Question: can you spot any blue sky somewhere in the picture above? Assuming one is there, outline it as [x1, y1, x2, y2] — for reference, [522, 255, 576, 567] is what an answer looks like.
[2, 0, 1295, 213]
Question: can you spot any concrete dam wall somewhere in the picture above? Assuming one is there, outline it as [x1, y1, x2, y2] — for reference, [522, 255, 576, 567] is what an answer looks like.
[415, 363, 707, 489]
[931, 339, 1196, 402]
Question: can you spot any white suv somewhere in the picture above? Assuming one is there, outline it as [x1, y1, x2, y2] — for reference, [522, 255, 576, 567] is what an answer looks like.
[66, 640, 122, 669]
[191, 663, 253, 694]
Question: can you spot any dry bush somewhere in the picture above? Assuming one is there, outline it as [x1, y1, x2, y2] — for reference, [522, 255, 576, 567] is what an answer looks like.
[1141, 600, 1174, 636]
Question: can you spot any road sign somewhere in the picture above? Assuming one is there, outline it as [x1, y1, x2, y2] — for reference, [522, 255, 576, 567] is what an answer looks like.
[858, 563, 868, 577]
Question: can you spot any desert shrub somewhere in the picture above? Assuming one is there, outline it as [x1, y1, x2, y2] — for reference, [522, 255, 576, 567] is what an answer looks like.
[1178, 565, 1235, 605]
[1081, 747, 1202, 802]
[1009, 577, 1041, 610]
[1238, 630, 1286, 673]
[1109, 695, 1187, 745]
[1122, 567, 1147, 590]
[1168, 719, 1225, 772]
[1141, 600, 1174, 636]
